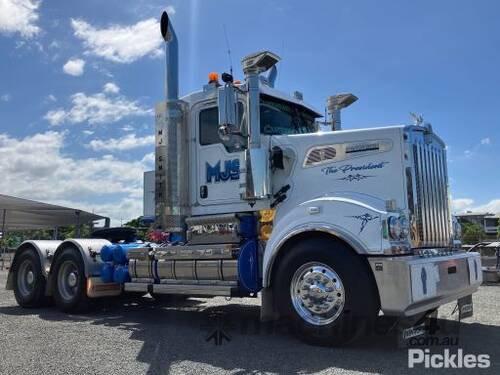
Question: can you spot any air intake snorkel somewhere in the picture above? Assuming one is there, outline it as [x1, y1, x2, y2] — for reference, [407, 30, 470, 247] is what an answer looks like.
[240, 51, 280, 200]
[326, 93, 358, 131]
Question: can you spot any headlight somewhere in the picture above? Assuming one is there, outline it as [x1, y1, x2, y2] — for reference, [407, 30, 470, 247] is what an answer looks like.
[399, 217, 409, 238]
[388, 216, 402, 239]
[388, 216, 409, 240]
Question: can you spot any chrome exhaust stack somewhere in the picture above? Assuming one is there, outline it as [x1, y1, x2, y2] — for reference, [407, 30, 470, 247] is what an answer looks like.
[155, 11, 189, 236]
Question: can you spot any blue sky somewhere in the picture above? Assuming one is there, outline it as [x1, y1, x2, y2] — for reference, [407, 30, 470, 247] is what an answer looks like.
[0, 0, 499, 223]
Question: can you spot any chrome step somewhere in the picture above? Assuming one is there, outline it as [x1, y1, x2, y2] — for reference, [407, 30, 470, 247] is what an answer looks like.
[153, 283, 234, 296]
[124, 282, 149, 293]
[124, 281, 237, 297]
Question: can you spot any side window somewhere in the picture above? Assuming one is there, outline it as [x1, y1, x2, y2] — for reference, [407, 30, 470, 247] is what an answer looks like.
[199, 107, 220, 146]
[260, 104, 294, 135]
[199, 103, 246, 151]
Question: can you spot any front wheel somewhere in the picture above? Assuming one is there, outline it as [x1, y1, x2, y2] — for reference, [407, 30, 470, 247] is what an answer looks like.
[274, 237, 380, 346]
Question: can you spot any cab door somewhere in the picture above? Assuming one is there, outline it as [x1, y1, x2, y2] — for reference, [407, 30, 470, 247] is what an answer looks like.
[195, 102, 245, 206]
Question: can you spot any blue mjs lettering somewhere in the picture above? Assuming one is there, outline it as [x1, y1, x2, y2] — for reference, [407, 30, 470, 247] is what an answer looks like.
[206, 159, 240, 183]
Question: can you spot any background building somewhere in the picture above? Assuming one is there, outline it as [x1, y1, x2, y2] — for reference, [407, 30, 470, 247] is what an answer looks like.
[456, 212, 499, 240]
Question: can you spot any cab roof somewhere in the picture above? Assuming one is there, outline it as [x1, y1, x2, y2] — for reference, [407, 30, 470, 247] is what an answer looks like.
[181, 81, 322, 117]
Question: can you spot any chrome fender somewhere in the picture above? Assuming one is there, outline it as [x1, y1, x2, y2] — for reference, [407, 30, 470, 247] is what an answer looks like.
[51, 238, 111, 278]
[6, 240, 62, 290]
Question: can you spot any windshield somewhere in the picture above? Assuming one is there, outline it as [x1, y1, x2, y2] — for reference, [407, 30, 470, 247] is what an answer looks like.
[260, 95, 317, 135]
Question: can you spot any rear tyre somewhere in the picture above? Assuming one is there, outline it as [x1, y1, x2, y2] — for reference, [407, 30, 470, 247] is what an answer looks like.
[13, 250, 47, 308]
[274, 237, 379, 346]
[52, 247, 89, 313]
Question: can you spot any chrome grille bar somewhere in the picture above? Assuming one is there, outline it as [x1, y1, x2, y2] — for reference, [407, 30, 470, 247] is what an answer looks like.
[411, 134, 451, 247]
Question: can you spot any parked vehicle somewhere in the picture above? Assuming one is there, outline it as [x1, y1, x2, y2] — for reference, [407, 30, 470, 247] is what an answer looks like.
[6, 11, 482, 346]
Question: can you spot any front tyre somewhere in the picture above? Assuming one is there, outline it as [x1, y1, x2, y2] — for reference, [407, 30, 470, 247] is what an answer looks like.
[13, 249, 47, 308]
[274, 237, 379, 346]
[52, 248, 89, 313]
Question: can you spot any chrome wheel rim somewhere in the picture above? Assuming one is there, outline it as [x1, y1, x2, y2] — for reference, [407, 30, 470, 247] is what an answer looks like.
[17, 260, 35, 297]
[290, 262, 345, 326]
[57, 261, 79, 301]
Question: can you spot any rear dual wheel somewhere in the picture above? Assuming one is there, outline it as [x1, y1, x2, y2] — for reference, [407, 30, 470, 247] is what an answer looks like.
[13, 249, 47, 308]
[51, 248, 89, 312]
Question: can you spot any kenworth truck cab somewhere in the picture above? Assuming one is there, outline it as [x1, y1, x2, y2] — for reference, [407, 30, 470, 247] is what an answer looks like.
[6, 12, 482, 346]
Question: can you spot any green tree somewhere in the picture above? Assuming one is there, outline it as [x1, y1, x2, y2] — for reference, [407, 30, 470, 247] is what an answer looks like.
[123, 218, 149, 241]
[461, 222, 485, 244]
[58, 224, 92, 239]
[1, 229, 53, 249]
[0, 224, 94, 249]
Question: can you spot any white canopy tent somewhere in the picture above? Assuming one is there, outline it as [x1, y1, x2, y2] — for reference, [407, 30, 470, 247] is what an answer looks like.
[0, 194, 108, 233]
[0, 194, 109, 269]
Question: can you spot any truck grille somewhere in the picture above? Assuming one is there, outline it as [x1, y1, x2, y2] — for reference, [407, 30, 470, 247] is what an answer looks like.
[411, 136, 451, 247]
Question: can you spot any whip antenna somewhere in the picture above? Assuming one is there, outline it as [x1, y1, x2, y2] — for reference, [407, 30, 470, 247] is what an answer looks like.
[223, 24, 233, 76]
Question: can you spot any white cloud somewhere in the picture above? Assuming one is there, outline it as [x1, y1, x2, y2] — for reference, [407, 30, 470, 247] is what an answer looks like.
[165, 5, 176, 15]
[451, 198, 475, 212]
[481, 137, 491, 145]
[44, 109, 66, 125]
[71, 17, 163, 63]
[45, 94, 57, 102]
[141, 152, 154, 165]
[0, 131, 149, 224]
[44, 87, 151, 126]
[88, 133, 154, 152]
[1, 93, 11, 102]
[82, 130, 94, 136]
[0, 0, 41, 38]
[452, 198, 500, 214]
[464, 150, 473, 158]
[63, 58, 86, 76]
[103, 82, 120, 94]
[48, 40, 59, 49]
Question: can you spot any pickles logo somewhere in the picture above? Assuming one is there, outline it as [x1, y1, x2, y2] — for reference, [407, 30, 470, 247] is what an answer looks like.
[206, 159, 240, 183]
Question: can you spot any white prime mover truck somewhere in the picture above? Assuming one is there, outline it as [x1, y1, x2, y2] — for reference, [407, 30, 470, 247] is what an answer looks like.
[6, 12, 482, 346]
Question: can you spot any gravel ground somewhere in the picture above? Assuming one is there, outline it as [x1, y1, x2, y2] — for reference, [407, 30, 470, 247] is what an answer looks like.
[0, 269, 498, 375]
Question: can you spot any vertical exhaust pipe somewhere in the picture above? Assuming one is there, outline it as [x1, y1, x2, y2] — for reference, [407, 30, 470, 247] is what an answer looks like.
[155, 11, 189, 238]
[160, 11, 178, 101]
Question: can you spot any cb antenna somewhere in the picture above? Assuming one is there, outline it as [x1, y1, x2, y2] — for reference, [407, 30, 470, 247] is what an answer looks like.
[222, 24, 233, 76]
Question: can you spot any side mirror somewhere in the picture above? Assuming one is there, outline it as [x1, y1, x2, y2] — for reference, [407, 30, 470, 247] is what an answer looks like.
[218, 85, 237, 126]
[217, 85, 246, 151]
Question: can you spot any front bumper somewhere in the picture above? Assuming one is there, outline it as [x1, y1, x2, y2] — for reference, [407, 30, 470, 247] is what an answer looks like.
[368, 251, 482, 317]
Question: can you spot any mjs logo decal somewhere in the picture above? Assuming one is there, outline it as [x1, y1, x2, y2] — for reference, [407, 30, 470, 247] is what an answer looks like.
[206, 159, 240, 183]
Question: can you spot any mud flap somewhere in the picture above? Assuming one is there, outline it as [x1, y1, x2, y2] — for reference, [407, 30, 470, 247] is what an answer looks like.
[458, 294, 473, 320]
[400, 309, 438, 342]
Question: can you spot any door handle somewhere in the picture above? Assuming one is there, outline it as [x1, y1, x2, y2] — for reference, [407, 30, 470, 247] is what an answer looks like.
[200, 185, 208, 199]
